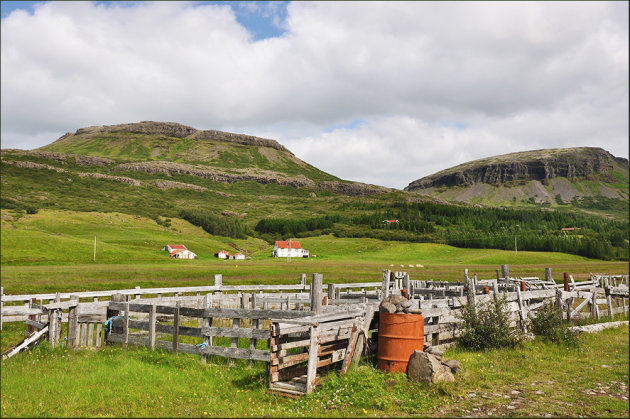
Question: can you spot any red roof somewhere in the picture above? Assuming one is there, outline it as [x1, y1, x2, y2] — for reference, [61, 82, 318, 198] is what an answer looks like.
[275, 241, 302, 249]
[167, 244, 187, 250]
[561, 228, 575, 231]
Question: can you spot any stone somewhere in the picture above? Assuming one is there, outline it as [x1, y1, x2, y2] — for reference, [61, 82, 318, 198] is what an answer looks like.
[400, 301, 411, 309]
[443, 359, 462, 374]
[395, 303, 403, 312]
[404, 308, 423, 314]
[380, 302, 397, 313]
[406, 350, 455, 384]
[427, 347, 443, 360]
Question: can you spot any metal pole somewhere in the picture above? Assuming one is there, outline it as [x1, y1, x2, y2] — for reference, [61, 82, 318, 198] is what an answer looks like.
[94, 235, 96, 262]
[514, 235, 517, 255]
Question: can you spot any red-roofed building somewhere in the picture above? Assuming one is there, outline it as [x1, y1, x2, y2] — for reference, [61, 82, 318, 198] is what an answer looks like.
[383, 219, 399, 224]
[214, 250, 230, 259]
[170, 249, 197, 259]
[272, 240, 309, 258]
[162, 244, 187, 252]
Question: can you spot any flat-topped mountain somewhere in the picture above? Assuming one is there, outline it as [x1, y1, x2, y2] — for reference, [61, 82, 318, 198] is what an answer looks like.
[405, 147, 628, 217]
[3, 121, 391, 197]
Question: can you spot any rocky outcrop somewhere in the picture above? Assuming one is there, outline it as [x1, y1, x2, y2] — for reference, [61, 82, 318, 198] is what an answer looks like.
[70, 121, 291, 153]
[319, 180, 392, 197]
[3, 150, 114, 166]
[405, 147, 626, 191]
[112, 161, 316, 189]
[77, 172, 141, 186]
[153, 180, 206, 191]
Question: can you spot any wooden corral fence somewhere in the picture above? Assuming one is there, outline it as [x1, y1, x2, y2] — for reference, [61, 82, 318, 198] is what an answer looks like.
[375, 266, 629, 348]
[2, 267, 628, 394]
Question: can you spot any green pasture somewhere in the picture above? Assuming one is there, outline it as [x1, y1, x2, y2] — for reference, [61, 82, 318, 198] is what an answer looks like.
[1, 209, 627, 294]
[1, 323, 627, 417]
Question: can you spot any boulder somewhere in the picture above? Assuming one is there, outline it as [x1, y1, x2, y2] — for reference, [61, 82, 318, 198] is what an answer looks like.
[406, 350, 455, 383]
[443, 359, 462, 374]
[404, 307, 423, 314]
[379, 302, 397, 313]
[426, 346, 443, 360]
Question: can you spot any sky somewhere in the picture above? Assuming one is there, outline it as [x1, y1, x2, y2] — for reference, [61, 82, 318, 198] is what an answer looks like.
[1, 1, 628, 189]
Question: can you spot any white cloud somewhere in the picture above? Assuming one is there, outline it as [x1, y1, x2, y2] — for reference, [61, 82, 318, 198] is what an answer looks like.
[1, 1, 627, 189]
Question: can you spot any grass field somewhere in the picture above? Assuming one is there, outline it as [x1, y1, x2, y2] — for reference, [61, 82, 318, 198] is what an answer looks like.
[1, 208, 628, 417]
[0, 323, 627, 417]
[1, 209, 627, 294]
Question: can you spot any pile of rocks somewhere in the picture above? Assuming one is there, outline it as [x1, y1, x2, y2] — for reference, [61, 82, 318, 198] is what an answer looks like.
[406, 343, 462, 384]
[379, 294, 422, 314]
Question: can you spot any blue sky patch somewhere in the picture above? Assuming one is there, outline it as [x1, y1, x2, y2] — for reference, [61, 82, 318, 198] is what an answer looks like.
[1, 1, 289, 41]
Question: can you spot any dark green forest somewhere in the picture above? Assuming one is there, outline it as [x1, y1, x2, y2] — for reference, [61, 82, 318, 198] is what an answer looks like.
[256, 201, 628, 260]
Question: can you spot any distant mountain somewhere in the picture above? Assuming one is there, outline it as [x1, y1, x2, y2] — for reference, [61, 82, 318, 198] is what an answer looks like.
[404, 147, 629, 219]
[26, 121, 391, 196]
[1, 127, 627, 260]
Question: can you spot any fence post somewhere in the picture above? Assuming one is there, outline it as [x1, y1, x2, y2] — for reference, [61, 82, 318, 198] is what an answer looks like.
[173, 301, 180, 356]
[134, 286, 141, 300]
[305, 325, 320, 394]
[564, 272, 569, 292]
[202, 294, 211, 363]
[300, 274, 307, 293]
[149, 303, 156, 350]
[605, 286, 614, 319]
[591, 288, 599, 320]
[311, 274, 323, 314]
[555, 289, 564, 323]
[123, 302, 130, 349]
[48, 307, 60, 348]
[67, 295, 80, 349]
[26, 298, 37, 338]
[501, 264, 509, 280]
[515, 284, 527, 332]
[328, 284, 335, 304]
[382, 270, 391, 298]
[403, 274, 410, 292]
[545, 268, 552, 283]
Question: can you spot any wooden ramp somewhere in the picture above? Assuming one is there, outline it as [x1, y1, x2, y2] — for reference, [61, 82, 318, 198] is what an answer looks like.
[269, 304, 374, 396]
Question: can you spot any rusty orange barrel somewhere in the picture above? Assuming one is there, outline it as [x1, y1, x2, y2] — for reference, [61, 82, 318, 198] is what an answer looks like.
[377, 312, 424, 373]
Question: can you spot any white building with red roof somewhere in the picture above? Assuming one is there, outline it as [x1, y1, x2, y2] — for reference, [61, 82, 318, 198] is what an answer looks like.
[170, 249, 197, 259]
[214, 250, 230, 259]
[162, 244, 187, 253]
[161, 244, 196, 259]
[272, 240, 309, 258]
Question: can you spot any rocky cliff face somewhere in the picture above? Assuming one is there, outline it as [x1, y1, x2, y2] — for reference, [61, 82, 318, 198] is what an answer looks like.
[66, 121, 291, 153]
[405, 147, 625, 191]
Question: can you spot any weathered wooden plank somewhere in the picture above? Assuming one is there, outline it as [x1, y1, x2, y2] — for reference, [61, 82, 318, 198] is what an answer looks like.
[25, 319, 47, 329]
[305, 326, 319, 394]
[96, 323, 103, 348]
[200, 326, 270, 339]
[2, 325, 49, 360]
[87, 323, 94, 348]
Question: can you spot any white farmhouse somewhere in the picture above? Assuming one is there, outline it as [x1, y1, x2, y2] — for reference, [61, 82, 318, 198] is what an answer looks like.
[214, 250, 230, 259]
[230, 253, 246, 260]
[162, 244, 187, 253]
[272, 240, 309, 258]
[170, 249, 197, 259]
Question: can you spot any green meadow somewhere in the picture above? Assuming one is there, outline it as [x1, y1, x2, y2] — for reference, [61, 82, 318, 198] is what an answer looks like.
[1, 209, 626, 294]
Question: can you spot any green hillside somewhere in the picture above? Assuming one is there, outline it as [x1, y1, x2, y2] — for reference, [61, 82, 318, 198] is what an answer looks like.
[1, 123, 627, 261]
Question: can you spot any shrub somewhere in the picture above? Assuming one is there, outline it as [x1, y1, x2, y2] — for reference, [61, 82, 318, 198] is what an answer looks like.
[529, 302, 579, 346]
[456, 294, 518, 350]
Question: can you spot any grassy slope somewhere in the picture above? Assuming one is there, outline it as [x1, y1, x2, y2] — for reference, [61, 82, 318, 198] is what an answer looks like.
[2, 209, 626, 295]
[38, 132, 338, 182]
[1, 324, 627, 417]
